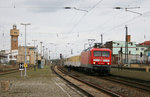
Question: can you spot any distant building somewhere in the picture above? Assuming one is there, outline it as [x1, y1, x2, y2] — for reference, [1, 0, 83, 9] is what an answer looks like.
[104, 40, 137, 64]
[0, 50, 8, 64]
[104, 40, 136, 55]
[136, 45, 149, 56]
[17, 46, 37, 65]
[0, 50, 18, 65]
[144, 47, 150, 58]
[136, 41, 150, 57]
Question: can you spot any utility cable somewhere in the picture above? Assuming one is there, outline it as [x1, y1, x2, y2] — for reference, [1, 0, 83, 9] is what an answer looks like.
[99, 10, 150, 36]
[67, 0, 104, 34]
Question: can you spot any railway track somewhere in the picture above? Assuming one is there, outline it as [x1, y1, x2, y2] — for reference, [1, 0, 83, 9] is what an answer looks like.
[101, 76, 150, 93]
[52, 65, 122, 97]
[59, 66, 150, 97]
[0, 68, 19, 75]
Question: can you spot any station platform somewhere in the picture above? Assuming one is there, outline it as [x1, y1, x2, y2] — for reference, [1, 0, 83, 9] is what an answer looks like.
[0, 65, 85, 97]
[111, 68, 150, 81]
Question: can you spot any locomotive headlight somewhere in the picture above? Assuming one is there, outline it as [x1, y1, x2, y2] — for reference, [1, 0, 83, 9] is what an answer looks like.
[93, 62, 96, 64]
[93, 59, 100, 62]
[107, 63, 110, 65]
[103, 59, 110, 62]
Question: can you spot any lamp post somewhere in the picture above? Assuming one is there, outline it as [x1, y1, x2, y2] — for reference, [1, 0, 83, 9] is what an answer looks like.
[32, 40, 37, 71]
[49, 50, 51, 60]
[43, 46, 45, 58]
[40, 42, 43, 57]
[125, 26, 128, 64]
[49, 43, 56, 59]
[113, 6, 142, 15]
[101, 34, 103, 45]
[20, 23, 31, 77]
[64, 7, 88, 12]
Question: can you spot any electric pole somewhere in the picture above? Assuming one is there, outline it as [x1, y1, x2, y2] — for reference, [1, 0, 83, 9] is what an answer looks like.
[101, 34, 103, 45]
[49, 50, 51, 60]
[40, 42, 43, 56]
[43, 46, 45, 58]
[125, 25, 128, 64]
[32, 40, 37, 71]
[20, 23, 31, 77]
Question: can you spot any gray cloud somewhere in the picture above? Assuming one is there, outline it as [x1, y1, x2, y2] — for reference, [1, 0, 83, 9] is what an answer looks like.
[20, 0, 76, 12]
[0, 0, 150, 58]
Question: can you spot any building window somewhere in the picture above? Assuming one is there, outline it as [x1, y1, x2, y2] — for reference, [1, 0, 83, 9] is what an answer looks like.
[141, 48, 144, 50]
[117, 43, 119, 45]
[129, 51, 131, 54]
[136, 48, 139, 51]
[9, 55, 12, 58]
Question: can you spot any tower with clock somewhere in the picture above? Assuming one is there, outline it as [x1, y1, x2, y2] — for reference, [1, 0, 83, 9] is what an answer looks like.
[10, 25, 19, 50]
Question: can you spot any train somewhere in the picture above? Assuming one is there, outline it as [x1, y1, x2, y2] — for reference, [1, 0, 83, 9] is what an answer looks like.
[64, 44, 112, 75]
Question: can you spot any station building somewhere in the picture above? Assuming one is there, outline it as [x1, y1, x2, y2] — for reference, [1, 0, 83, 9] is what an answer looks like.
[17, 46, 37, 65]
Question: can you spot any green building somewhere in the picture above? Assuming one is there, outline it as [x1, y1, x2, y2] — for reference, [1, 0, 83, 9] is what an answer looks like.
[104, 41, 136, 55]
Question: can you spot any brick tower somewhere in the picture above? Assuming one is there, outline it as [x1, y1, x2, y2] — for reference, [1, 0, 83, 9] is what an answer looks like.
[10, 25, 19, 50]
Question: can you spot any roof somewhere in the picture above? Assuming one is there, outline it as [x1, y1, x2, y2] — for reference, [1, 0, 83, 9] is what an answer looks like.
[19, 46, 36, 49]
[139, 41, 150, 46]
[106, 40, 136, 43]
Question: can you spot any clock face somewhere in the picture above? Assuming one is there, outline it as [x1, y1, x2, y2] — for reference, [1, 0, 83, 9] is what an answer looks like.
[13, 38, 17, 41]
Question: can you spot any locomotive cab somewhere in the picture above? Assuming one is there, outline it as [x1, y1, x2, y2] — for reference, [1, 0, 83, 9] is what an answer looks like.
[91, 49, 111, 66]
[89, 48, 112, 74]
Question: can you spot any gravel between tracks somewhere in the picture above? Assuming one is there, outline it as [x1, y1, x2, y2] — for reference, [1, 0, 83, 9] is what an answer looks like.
[62, 67, 150, 97]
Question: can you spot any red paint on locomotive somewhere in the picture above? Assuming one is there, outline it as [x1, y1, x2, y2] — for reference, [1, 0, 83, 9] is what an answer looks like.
[81, 48, 111, 66]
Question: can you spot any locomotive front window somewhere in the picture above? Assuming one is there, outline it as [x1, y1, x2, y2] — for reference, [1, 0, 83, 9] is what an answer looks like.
[102, 51, 109, 57]
[94, 51, 102, 56]
[94, 51, 110, 57]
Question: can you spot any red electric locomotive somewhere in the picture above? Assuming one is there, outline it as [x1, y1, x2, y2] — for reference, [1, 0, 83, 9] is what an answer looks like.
[80, 47, 112, 74]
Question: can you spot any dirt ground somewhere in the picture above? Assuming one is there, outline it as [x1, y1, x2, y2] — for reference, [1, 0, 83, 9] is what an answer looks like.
[0, 65, 84, 97]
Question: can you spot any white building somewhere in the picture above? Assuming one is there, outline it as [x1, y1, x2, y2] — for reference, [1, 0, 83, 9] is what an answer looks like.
[0, 50, 18, 64]
[136, 45, 149, 56]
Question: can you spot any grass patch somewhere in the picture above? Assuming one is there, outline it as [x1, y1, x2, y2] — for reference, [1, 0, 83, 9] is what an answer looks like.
[0, 65, 55, 80]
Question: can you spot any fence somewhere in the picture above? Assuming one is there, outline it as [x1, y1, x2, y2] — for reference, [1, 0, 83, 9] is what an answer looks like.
[112, 54, 150, 65]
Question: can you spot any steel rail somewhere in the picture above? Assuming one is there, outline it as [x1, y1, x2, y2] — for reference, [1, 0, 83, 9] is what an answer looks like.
[51, 65, 94, 97]
[111, 74, 150, 84]
[102, 76, 150, 93]
[0, 68, 19, 75]
[57, 66, 122, 97]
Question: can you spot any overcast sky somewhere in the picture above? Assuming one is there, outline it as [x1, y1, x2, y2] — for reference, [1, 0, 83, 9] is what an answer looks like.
[0, 0, 150, 58]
